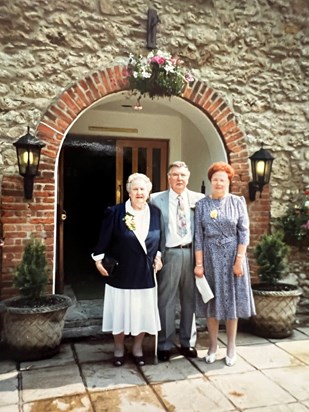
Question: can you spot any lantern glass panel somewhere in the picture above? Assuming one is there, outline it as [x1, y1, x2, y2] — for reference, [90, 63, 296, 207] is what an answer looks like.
[263, 160, 273, 184]
[17, 147, 40, 176]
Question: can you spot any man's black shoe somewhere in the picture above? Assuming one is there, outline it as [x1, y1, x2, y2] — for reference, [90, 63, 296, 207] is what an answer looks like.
[157, 350, 170, 362]
[179, 346, 197, 358]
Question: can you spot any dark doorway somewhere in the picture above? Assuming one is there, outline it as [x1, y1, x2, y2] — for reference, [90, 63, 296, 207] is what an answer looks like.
[62, 135, 116, 299]
[59, 135, 169, 300]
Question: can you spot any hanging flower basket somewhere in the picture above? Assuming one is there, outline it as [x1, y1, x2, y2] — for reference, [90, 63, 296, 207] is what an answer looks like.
[126, 50, 194, 99]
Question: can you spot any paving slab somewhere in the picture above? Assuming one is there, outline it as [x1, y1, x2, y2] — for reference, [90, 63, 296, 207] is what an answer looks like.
[263, 365, 309, 402]
[21, 363, 86, 403]
[0, 360, 17, 374]
[296, 326, 309, 336]
[275, 339, 309, 365]
[74, 341, 114, 363]
[22, 394, 94, 412]
[303, 400, 309, 408]
[243, 403, 309, 411]
[81, 362, 147, 392]
[0, 405, 19, 412]
[218, 330, 269, 346]
[2, 322, 308, 412]
[143, 356, 202, 384]
[191, 349, 256, 376]
[152, 376, 235, 411]
[90, 386, 166, 411]
[209, 370, 295, 409]
[195, 330, 227, 354]
[0, 370, 18, 407]
[19, 343, 75, 371]
[195, 329, 211, 347]
[236, 342, 304, 370]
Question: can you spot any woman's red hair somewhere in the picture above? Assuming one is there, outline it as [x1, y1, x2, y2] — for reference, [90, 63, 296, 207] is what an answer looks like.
[207, 162, 235, 182]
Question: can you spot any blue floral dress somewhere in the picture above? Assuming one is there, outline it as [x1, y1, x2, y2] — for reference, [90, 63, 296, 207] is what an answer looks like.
[194, 194, 256, 320]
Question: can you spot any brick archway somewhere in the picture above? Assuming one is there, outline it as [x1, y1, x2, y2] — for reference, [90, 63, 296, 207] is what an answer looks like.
[0, 65, 269, 297]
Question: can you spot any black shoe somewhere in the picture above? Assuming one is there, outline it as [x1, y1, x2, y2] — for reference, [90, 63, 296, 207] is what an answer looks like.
[113, 356, 125, 367]
[179, 346, 197, 358]
[157, 350, 170, 362]
[133, 355, 145, 366]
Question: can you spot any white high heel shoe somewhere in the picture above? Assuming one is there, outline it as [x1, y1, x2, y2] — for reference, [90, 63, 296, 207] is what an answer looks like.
[205, 352, 216, 364]
[225, 354, 237, 367]
[205, 346, 219, 364]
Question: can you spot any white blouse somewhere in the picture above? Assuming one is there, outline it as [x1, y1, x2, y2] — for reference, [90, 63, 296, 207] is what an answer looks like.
[125, 199, 150, 254]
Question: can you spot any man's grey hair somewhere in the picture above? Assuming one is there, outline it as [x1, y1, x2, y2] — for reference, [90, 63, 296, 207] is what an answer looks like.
[167, 161, 190, 174]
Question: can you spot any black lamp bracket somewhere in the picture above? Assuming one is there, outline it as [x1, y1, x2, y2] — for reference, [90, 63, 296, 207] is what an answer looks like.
[23, 175, 34, 200]
[147, 8, 160, 50]
[249, 181, 262, 201]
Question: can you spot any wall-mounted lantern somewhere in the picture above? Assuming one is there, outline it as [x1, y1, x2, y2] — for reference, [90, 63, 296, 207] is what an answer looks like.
[249, 144, 275, 201]
[13, 127, 45, 200]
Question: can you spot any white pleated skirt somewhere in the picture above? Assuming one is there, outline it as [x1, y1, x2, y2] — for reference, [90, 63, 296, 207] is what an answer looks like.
[102, 284, 161, 336]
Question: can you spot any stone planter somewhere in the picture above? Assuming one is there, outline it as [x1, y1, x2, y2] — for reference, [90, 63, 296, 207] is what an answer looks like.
[2, 294, 71, 361]
[251, 283, 302, 339]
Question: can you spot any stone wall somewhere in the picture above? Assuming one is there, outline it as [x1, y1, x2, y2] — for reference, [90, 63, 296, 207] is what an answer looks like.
[0, 0, 308, 307]
[1, 0, 308, 206]
[287, 247, 309, 316]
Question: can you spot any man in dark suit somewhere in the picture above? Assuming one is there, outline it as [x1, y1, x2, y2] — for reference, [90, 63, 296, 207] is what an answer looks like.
[150, 161, 204, 361]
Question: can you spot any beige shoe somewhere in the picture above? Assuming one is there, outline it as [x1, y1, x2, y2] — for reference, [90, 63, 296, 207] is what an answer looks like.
[225, 354, 237, 367]
[205, 352, 216, 364]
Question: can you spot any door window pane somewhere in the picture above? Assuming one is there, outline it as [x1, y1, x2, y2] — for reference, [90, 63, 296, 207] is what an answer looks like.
[152, 148, 161, 192]
[138, 148, 147, 174]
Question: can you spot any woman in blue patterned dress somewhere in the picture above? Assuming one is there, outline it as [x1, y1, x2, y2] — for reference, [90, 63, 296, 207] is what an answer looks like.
[194, 162, 256, 366]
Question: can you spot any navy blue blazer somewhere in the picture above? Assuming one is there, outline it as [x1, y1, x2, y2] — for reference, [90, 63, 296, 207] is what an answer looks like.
[93, 203, 162, 289]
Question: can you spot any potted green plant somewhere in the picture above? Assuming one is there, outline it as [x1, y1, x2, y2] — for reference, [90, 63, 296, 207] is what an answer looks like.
[250, 231, 302, 338]
[2, 237, 71, 361]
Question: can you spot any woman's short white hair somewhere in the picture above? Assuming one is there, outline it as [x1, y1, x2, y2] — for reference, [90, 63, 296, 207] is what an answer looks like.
[126, 173, 153, 193]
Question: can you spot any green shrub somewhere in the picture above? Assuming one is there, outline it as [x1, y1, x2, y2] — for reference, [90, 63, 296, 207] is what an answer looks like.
[276, 191, 309, 248]
[14, 237, 49, 300]
[253, 232, 289, 285]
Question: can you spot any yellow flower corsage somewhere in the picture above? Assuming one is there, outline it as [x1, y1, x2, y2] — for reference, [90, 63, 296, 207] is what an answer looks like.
[210, 209, 218, 219]
[123, 212, 136, 231]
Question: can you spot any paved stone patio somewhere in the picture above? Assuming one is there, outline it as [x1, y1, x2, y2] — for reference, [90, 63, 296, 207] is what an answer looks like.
[1, 325, 309, 411]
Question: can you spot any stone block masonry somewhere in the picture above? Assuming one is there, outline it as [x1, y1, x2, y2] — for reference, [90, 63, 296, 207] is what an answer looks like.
[0, 0, 308, 312]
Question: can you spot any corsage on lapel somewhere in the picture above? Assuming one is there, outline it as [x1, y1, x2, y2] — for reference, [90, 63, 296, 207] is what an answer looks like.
[123, 212, 136, 231]
[210, 209, 218, 219]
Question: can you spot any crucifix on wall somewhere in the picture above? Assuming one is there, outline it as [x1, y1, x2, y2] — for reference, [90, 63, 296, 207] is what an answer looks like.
[147, 8, 160, 49]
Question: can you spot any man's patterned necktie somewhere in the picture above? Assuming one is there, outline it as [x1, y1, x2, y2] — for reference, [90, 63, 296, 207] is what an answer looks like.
[177, 195, 188, 237]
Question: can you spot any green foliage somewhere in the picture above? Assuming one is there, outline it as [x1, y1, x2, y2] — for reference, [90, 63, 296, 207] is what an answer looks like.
[276, 192, 309, 247]
[14, 237, 49, 300]
[127, 50, 194, 99]
[253, 232, 289, 285]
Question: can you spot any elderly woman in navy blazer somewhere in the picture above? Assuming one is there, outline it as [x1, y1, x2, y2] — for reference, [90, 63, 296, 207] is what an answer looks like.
[92, 173, 163, 366]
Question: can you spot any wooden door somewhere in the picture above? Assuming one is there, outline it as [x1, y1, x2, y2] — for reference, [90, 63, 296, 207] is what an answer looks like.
[115, 139, 168, 203]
